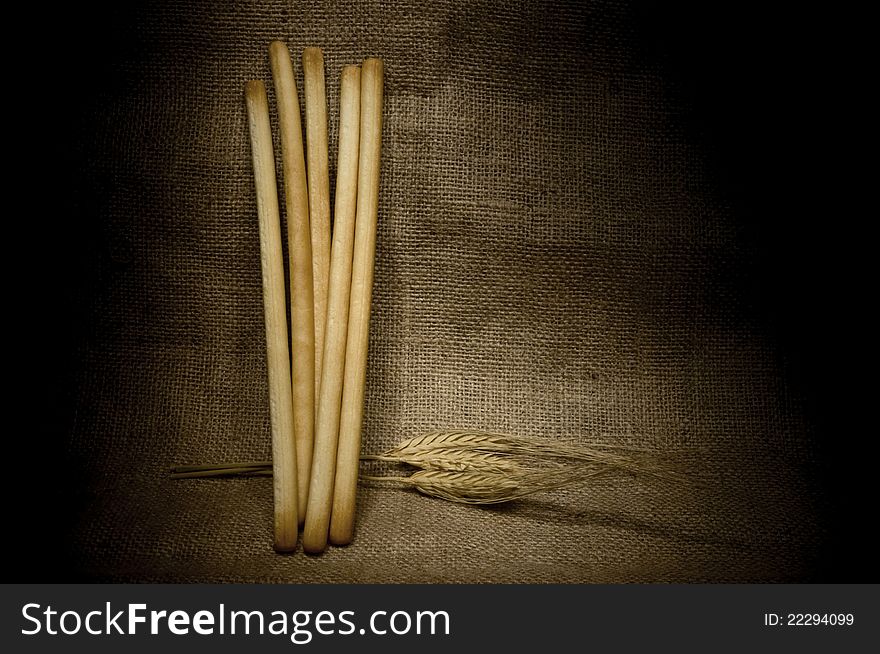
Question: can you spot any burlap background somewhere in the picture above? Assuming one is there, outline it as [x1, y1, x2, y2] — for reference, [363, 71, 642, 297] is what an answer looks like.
[56, 0, 828, 582]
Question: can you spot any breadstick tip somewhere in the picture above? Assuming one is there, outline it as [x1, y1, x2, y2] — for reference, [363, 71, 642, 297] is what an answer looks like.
[269, 40, 289, 58]
[341, 65, 361, 82]
[302, 46, 324, 64]
[362, 57, 384, 72]
[244, 79, 266, 98]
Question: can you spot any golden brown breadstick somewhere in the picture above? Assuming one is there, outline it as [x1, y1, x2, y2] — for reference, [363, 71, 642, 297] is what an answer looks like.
[329, 58, 384, 546]
[244, 79, 298, 551]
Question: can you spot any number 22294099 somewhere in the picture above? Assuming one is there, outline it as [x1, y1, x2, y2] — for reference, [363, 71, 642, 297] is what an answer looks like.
[764, 613, 854, 626]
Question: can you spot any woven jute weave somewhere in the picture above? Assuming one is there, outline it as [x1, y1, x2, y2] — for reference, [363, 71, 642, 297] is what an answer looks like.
[61, 0, 823, 582]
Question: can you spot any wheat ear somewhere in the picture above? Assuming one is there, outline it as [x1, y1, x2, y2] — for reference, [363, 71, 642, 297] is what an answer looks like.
[171, 430, 679, 501]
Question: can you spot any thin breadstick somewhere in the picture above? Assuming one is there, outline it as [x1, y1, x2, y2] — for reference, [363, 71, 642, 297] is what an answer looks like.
[329, 58, 384, 546]
[302, 65, 361, 553]
[244, 80, 298, 552]
[269, 41, 315, 523]
[302, 47, 331, 408]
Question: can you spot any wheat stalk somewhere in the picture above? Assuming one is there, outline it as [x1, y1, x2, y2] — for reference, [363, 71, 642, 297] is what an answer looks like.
[400, 469, 522, 504]
[171, 430, 676, 502]
[383, 430, 634, 462]
[362, 447, 521, 474]
[374, 430, 666, 477]
[363, 464, 613, 504]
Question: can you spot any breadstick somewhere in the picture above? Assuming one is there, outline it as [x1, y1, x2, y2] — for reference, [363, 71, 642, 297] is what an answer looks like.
[244, 80, 298, 551]
[329, 58, 384, 546]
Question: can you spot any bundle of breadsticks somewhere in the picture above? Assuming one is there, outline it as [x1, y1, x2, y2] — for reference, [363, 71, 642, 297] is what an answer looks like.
[176, 41, 677, 555]
[244, 42, 383, 554]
